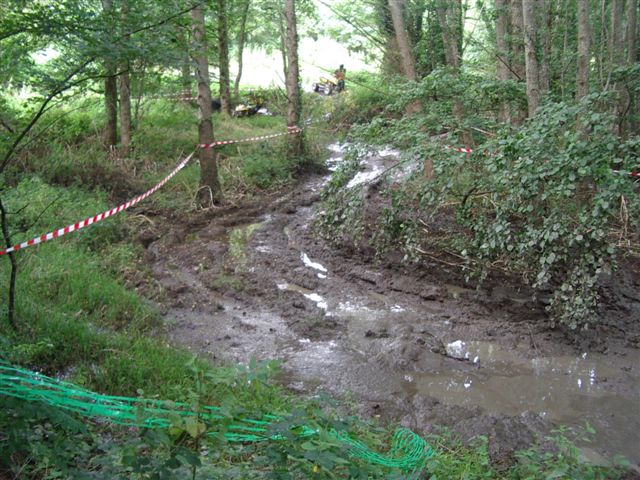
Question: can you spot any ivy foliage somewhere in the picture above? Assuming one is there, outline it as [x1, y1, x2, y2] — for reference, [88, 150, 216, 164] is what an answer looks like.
[321, 90, 640, 329]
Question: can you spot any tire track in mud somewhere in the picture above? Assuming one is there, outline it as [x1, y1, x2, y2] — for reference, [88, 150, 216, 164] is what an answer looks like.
[141, 145, 640, 467]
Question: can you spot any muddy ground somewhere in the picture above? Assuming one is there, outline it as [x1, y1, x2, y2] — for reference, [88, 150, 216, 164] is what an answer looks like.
[133, 145, 640, 470]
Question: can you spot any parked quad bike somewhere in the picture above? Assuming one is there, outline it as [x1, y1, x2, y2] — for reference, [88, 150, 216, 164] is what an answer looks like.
[312, 76, 344, 95]
[232, 92, 265, 117]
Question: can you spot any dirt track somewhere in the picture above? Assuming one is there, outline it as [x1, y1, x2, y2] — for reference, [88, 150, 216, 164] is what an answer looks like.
[136, 144, 640, 468]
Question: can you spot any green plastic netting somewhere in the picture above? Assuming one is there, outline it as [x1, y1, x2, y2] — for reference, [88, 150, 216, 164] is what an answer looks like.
[0, 363, 433, 477]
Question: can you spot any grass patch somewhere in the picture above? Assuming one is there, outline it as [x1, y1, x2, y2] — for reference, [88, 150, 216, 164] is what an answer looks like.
[0, 93, 632, 479]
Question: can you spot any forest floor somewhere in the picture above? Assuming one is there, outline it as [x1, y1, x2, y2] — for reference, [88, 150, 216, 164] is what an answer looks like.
[132, 143, 640, 470]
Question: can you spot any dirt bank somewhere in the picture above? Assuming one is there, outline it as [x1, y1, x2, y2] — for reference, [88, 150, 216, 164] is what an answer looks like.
[134, 144, 640, 469]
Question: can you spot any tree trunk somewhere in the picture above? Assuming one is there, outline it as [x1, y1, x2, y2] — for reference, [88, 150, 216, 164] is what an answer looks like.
[628, 0, 638, 64]
[284, 0, 302, 158]
[611, 0, 624, 134]
[234, 0, 251, 97]
[388, 0, 417, 80]
[627, 0, 638, 133]
[437, 0, 472, 147]
[191, 3, 221, 205]
[436, 2, 460, 69]
[538, 0, 552, 94]
[576, 0, 590, 102]
[102, 0, 118, 149]
[0, 197, 17, 330]
[509, 0, 526, 124]
[217, 0, 232, 116]
[119, 71, 131, 154]
[119, 0, 131, 155]
[495, 0, 511, 122]
[388, 0, 422, 115]
[509, 0, 525, 82]
[597, 0, 607, 88]
[522, 0, 540, 117]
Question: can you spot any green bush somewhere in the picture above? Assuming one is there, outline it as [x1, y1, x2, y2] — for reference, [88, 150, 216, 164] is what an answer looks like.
[320, 94, 640, 329]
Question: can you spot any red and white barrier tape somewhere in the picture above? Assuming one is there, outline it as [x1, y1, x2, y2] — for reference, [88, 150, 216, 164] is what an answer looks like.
[199, 126, 302, 149]
[613, 170, 640, 178]
[0, 152, 194, 257]
[0, 124, 302, 257]
[444, 144, 475, 154]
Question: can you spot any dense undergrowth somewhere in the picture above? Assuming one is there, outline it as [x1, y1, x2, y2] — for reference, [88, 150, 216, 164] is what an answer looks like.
[0, 88, 633, 478]
[318, 71, 640, 330]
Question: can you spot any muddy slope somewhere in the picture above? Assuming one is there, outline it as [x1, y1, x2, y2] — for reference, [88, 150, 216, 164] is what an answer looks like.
[137, 145, 640, 468]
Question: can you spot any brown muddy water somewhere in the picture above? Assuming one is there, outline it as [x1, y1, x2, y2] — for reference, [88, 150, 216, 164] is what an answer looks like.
[152, 143, 640, 468]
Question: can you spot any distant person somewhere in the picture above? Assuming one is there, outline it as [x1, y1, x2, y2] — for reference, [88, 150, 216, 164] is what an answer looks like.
[334, 64, 346, 92]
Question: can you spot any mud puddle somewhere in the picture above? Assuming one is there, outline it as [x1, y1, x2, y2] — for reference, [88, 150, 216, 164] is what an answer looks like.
[147, 142, 640, 467]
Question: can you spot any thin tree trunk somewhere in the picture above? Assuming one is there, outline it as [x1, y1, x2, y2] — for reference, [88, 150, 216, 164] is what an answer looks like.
[495, 0, 511, 122]
[560, 0, 570, 99]
[388, 0, 418, 80]
[576, 0, 590, 102]
[628, 0, 638, 63]
[119, 0, 131, 155]
[234, 0, 251, 97]
[538, 0, 552, 94]
[134, 61, 146, 124]
[0, 197, 17, 330]
[522, 0, 540, 117]
[119, 71, 131, 154]
[191, 3, 221, 205]
[437, 0, 472, 147]
[217, 0, 232, 116]
[510, 0, 525, 81]
[436, 3, 460, 68]
[388, 0, 422, 116]
[510, 0, 526, 124]
[102, 0, 118, 148]
[611, 0, 624, 134]
[598, 0, 607, 88]
[627, 0, 638, 133]
[284, 0, 302, 158]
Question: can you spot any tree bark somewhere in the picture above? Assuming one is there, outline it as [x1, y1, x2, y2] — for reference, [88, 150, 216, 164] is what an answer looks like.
[388, 0, 417, 80]
[284, 0, 302, 158]
[388, 0, 422, 115]
[102, 0, 118, 149]
[0, 197, 17, 330]
[508, 0, 526, 124]
[538, 0, 552, 94]
[628, 0, 638, 64]
[611, 0, 624, 134]
[627, 0, 638, 133]
[217, 0, 232, 116]
[436, 2, 460, 69]
[522, 0, 540, 117]
[119, 0, 131, 155]
[437, 0, 472, 147]
[234, 0, 251, 97]
[495, 0, 510, 122]
[119, 71, 131, 154]
[576, 0, 590, 102]
[509, 0, 525, 81]
[191, 3, 221, 205]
